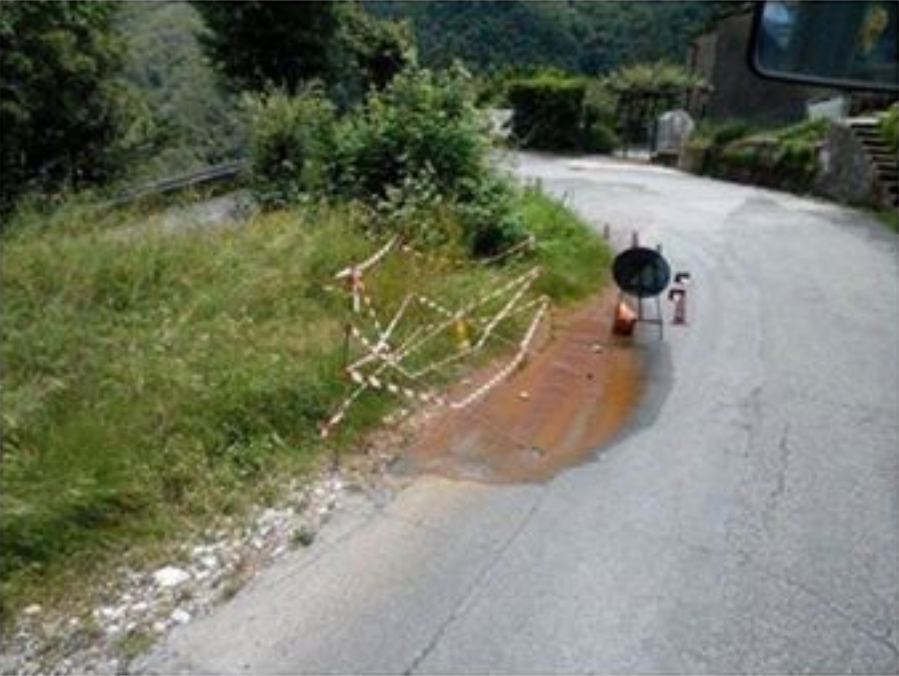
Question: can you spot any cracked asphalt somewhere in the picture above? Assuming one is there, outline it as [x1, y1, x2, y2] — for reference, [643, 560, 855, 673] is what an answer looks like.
[138, 154, 899, 674]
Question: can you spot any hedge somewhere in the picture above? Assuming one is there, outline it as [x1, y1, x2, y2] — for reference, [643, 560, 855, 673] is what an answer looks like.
[507, 75, 616, 153]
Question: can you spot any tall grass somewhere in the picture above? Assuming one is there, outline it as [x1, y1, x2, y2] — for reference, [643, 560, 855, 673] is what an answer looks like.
[1, 188, 610, 614]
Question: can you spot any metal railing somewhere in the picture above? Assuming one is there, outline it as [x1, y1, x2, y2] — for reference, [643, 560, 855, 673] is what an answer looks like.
[111, 160, 247, 206]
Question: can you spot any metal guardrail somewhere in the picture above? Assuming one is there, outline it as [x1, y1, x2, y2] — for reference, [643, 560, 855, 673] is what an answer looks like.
[111, 160, 247, 206]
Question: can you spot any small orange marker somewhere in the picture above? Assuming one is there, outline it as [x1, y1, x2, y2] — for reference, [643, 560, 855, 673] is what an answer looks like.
[613, 300, 637, 336]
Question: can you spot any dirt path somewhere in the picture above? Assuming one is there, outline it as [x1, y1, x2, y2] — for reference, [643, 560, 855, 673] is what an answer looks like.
[397, 288, 644, 483]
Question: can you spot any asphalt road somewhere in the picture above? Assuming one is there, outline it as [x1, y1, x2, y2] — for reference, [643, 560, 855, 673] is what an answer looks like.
[140, 154, 899, 674]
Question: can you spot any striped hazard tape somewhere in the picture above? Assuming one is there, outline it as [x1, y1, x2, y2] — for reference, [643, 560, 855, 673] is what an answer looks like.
[348, 369, 443, 404]
[334, 297, 549, 420]
[321, 236, 551, 438]
[447, 298, 548, 410]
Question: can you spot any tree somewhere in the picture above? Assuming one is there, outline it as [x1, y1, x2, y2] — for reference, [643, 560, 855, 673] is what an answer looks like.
[367, 1, 727, 76]
[338, 9, 414, 92]
[192, 2, 341, 93]
[193, 2, 412, 105]
[0, 1, 128, 209]
[115, 2, 246, 179]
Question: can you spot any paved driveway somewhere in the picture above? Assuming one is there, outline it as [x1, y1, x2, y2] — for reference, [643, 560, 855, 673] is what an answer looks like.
[140, 154, 899, 674]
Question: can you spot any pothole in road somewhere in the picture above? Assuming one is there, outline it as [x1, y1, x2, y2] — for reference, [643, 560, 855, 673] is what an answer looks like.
[395, 290, 645, 484]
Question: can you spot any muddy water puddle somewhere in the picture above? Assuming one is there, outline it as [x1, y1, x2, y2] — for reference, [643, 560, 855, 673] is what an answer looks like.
[398, 290, 644, 484]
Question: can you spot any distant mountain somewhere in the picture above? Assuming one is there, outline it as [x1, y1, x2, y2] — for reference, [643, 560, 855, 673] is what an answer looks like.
[366, 1, 728, 75]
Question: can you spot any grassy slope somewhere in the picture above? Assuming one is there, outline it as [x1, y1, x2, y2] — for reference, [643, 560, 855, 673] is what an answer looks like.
[0, 187, 609, 614]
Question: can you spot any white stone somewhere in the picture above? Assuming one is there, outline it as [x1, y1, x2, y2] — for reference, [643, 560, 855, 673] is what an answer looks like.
[152, 621, 168, 633]
[170, 609, 191, 625]
[131, 601, 149, 614]
[98, 606, 124, 621]
[153, 566, 191, 588]
[23, 604, 41, 616]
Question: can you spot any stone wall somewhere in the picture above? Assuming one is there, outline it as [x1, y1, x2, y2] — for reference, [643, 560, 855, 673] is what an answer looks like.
[814, 122, 881, 208]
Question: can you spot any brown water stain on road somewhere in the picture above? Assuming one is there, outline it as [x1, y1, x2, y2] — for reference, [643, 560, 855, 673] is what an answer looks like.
[399, 289, 644, 484]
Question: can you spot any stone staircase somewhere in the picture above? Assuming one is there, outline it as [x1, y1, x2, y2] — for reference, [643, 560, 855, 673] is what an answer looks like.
[847, 117, 898, 208]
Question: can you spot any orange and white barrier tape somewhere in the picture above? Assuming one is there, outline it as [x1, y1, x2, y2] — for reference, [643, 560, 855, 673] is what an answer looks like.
[447, 298, 548, 410]
[334, 236, 398, 281]
[321, 235, 550, 437]
[334, 297, 548, 418]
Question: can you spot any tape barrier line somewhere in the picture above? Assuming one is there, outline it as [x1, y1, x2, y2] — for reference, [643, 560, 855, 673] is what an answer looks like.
[348, 370, 442, 404]
[321, 233, 547, 437]
[475, 235, 536, 266]
[335, 298, 549, 415]
[392, 267, 541, 366]
[334, 236, 399, 281]
[344, 268, 542, 387]
[447, 298, 548, 410]
[402, 276, 540, 381]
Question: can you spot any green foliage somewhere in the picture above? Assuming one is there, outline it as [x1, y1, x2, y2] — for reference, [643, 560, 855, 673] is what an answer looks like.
[192, 1, 341, 93]
[246, 87, 338, 208]
[114, 2, 245, 181]
[583, 85, 620, 153]
[505, 74, 618, 154]
[244, 66, 523, 256]
[338, 67, 487, 199]
[193, 1, 412, 108]
[339, 66, 524, 256]
[369, 2, 580, 74]
[0, 1, 131, 210]
[602, 62, 704, 146]
[694, 118, 829, 193]
[507, 75, 590, 151]
[1, 184, 609, 613]
[603, 61, 702, 96]
[519, 187, 611, 303]
[336, 8, 415, 94]
[705, 120, 756, 146]
[879, 103, 898, 153]
[368, 1, 724, 77]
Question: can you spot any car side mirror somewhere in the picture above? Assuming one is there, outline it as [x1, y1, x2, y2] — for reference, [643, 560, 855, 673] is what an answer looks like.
[750, 0, 898, 92]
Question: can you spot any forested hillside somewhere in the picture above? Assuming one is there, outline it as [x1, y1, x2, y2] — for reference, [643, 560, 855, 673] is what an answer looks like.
[367, 1, 728, 75]
[115, 2, 245, 180]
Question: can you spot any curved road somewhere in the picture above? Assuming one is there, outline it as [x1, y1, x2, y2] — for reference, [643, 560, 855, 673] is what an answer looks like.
[142, 154, 899, 674]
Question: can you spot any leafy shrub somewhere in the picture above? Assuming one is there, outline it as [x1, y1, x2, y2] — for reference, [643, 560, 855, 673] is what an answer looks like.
[507, 75, 590, 151]
[582, 85, 619, 153]
[246, 86, 338, 208]
[456, 173, 526, 257]
[688, 118, 828, 194]
[879, 103, 898, 153]
[337, 66, 524, 257]
[337, 66, 488, 199]
[709, 120, 755, 146]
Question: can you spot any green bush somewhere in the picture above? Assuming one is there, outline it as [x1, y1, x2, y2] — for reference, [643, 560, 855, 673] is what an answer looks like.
[337, 67, 488, 199]
[337, 66, 525, 257]
[689, 118, 828, 194]
[246, 86, 338, 208]
[582, 85, 619, 153]
[880, 103, 898, 153]
[709, 120, 756, 146]
[507, 75, 588, 151]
